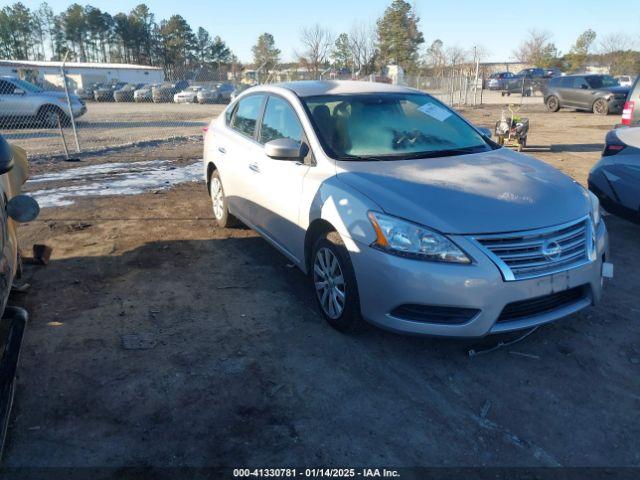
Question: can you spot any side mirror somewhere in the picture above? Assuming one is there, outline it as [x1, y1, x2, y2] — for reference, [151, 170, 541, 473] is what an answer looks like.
[476, 127, 492, 139]
[7, 195, 40, 222]
[264, 138, 302, 160]
[13, 88, 25, 95]
[0, 135, 14, 175]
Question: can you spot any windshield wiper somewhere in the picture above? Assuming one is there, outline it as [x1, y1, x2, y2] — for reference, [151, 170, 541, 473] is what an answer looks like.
[337, 145, 487, 162]
[337, 154, 390, 161]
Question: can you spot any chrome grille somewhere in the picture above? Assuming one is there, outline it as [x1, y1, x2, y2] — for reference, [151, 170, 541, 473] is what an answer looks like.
[471, 217, 592, 281]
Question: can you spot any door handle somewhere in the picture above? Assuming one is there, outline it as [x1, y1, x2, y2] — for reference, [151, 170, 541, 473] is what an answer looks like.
[248, 163, 260, 173]
[218, 146, 226, 154]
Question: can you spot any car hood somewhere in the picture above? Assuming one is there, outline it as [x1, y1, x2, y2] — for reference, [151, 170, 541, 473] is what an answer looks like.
[336, 148, 590, 234]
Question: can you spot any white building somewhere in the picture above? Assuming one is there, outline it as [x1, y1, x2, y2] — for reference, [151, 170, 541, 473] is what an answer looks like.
[0, 60, 164, 91]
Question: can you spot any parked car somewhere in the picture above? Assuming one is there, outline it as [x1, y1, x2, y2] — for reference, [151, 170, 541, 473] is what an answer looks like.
[0, 76, 86, 128]
[229, 83, 250, 102]
[76, 84, 96, 101]
[152, 81, 189, 103]
[203, 81, 610, 336]
[621, 75, 640, 126]
[93, 82, 126, 102]
[0, 134, 40, 457]
[134, 84, 157, 103]
[486, 72, 514, 90]
[174, 85, 204, 103]
[615, 75, 634, 87]
[503, 67, 550, 96]
[114, 83, 144, 102]
[544, 74, 629, 115]
[197, 83, 236, 104]
[589, 127, 640, 224]
[544, 67, 563, 78]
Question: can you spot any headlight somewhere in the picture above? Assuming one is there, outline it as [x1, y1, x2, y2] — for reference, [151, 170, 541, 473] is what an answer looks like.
[367, 211, 471, 264]
[589, 191, 601, 227]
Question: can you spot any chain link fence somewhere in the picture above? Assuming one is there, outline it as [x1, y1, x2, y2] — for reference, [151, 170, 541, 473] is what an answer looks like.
[1, 63, 528, 161]
[1, 65, 231, 160]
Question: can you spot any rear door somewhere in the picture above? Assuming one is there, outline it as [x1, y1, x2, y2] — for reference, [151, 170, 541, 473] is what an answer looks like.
[213, 93, 267, 223]
[553, 77, 574, 105]
[249, 94, 311, 263]
[566, 76, 592, 108]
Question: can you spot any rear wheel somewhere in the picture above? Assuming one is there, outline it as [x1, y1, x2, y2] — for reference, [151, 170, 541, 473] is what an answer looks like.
[593, 98, 609, 115]
[209, 170, 237, 228]
[546, 95, 560, 112]
[311, 231, 363, 333]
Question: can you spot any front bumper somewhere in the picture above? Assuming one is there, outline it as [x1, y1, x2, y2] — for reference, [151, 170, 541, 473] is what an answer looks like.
[607, 98, 626, 113]
[349, 221, 609, 337]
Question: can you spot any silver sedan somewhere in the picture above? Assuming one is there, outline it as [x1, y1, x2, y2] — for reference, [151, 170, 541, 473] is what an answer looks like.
[203, 81, 611, 337]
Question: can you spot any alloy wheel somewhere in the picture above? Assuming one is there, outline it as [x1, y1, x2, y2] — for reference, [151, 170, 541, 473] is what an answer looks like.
[210, 177, 224, 220]
[313, 247, 346, 319]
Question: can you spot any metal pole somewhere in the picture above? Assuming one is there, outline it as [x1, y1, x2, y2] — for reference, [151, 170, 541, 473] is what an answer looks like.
[60, 52, 80, 153]
[473, 46, 480, 106]
[57, 116, 70, 160]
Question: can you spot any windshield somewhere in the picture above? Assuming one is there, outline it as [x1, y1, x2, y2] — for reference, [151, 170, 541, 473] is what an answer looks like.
[303, 93, 491, 160]
[13, 78, 43, 93]
[586, 75, 619, 89]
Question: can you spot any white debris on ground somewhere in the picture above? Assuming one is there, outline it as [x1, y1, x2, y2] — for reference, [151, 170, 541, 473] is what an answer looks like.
[28, 160, 203, 208]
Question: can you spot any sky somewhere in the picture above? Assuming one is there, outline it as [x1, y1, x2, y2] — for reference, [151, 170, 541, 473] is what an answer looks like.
[12, 0, 638, 64]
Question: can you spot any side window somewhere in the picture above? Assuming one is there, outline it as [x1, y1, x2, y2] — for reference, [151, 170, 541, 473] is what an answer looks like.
[559, 77, 573, 88]
[0, 81, 15, 95]
[258, 96, 303, 145]
[572, 77, 588, 89]
[231, 94, 265, 138]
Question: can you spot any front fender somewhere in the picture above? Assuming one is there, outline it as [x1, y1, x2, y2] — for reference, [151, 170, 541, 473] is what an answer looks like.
[308, 175, 381, 251]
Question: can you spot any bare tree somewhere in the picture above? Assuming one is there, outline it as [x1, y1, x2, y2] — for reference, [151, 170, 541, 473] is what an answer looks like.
[348, 22, 377, 76]
[297, 24, 333, 79]
[598, 33, 635, 55]
[598, 33, 637, 75]
[445, 45, 467, 68]
[425, 39, 445, 75]
[513, 29, 558, 67]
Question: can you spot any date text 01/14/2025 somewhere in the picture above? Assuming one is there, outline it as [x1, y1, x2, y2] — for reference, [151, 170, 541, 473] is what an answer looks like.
[233, 468, 401, 478]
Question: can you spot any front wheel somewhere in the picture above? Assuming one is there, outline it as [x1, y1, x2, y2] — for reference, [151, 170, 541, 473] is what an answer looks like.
[209, 170, 237, 228]
[311, 231, 363, 332]
[593, 98, 609, 116]
[37, 107, 69, 128]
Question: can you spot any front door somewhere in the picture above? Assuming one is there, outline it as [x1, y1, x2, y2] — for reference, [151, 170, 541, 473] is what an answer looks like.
[250, 95, 310, 264]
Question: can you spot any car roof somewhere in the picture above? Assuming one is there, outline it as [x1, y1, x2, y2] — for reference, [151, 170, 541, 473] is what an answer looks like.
[263, 80, 420, 98]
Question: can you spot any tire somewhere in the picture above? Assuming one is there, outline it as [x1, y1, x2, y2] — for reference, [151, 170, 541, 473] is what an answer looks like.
[37, 106, 69, 128]
[593, 98, 609, 116]
[311, 231, 363, 333]
[546, 95, 560, 112]
[209, 170, 237, 228]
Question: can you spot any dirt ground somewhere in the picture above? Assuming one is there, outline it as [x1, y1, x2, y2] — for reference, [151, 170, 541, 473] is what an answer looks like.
[2, 104, 639, 475]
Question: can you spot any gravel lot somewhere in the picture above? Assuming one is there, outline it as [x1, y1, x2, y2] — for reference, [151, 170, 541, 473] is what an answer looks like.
[3, 102, 225, 158]
[2, 102, 639, 476]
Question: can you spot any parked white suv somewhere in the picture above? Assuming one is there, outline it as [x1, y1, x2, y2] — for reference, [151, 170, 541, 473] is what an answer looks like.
[0, 76, 86, 128]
